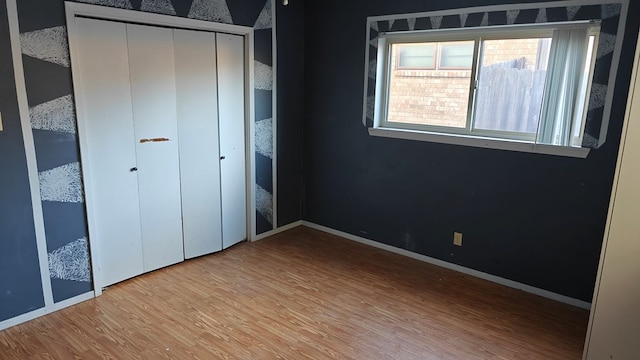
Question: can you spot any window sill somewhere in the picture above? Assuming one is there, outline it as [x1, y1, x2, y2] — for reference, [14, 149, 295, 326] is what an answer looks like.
[368, 127, 590, 158]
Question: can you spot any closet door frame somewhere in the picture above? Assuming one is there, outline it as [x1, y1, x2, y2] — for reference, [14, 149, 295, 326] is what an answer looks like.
[66, 2, 257, 296]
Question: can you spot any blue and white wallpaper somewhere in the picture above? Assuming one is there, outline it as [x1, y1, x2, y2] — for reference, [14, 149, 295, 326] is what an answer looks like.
[15, 0, 275, 303]
[364, 1, 626, 149]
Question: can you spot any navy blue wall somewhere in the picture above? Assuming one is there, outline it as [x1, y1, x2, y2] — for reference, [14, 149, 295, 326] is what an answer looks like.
[0, 0, 45, 322]
[276, 0, 304, 227]
[303, 0, 640, 302]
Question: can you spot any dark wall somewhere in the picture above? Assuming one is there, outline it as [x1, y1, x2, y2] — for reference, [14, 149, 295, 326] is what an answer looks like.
[0, 0, 45, 321]
[276, 0, 304, 226]
[303, 0, 640, 302]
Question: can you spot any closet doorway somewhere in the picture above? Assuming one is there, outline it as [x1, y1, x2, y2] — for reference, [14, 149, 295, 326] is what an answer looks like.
[66, 3, 256, 293]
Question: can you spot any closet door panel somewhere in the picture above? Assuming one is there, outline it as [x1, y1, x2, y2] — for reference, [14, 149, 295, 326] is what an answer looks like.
[75, 18, 143, 286]
[126, 24, 184, 272]
[217, 33, 247, 249]
[174, 29, 223, 259]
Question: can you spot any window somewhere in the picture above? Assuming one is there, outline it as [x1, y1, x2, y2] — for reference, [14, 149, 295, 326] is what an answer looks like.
[396, 42, 474, 70]
[375, 22, 601, 149]
[397, 44, 435, 69]
[440, 42, 474, 69]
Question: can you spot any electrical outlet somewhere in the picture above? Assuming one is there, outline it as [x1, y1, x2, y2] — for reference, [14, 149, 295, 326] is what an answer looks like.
[453, 232, 463, 246]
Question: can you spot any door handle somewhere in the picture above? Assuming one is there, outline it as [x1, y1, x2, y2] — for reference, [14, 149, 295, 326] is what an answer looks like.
[220, 156, 226, 160]
[130, 167, 138, 172]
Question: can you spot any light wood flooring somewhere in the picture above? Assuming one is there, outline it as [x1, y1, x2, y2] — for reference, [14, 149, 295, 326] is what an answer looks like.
[0, 226, 589, 359]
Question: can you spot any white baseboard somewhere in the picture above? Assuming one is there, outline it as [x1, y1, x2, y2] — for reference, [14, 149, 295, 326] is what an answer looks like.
[301, 221, 592, 310]
[252, 220, 304, 241]
[0, 291, 94, 331]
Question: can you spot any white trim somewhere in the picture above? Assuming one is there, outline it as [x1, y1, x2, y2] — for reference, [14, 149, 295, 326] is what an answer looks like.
[382, 20, 595, 39]
[302, 221, 592, 310]
[373, 38, 388, 128]
[369, 127, 591, 158]
[65, 1, 256, 290]
[367, 0, 626, 23]
[247, 31, 257, 242]
[252, 220, 303, 241]
[65, 5, 102, 296]
[6, 0, 54, 307]
[599, 0, 629, 147]
[361, 19, 371, 127]
[0, 291, 93, 331]
[65, 2, 251, 35]
[271, 0, 278, 229]
[583, 27, 640, 359]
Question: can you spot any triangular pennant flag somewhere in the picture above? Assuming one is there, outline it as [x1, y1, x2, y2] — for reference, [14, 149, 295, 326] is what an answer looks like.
[366, 96, 375, 121]
[588, 84, 607, 111]
[140, 0, 176, 15]
[254, 0, 272, 30]
[20, 26, 70, 67]
[536, 9, 547, 23]
[407, 18, 416, 31]
[567, 6, 580, 20]
[368, 59, 377, 80]
[189, 0, 233, 24]
[601, 4, 621, 19]
[460, 13, 468, 27]
[430, 16, 443, 29]
[39, 162, 84, 203]
[76, 0, 132, 9]
[480, 13, 489, 26]
[254, 60, 273, 91]
[30, 95, 76, 134]
[48, 238, 91, 282]
[256, 184, 273, 224]
[507, 10, 520, 25]
[255, 118, 273, 159]
[596, 33, 616, 59]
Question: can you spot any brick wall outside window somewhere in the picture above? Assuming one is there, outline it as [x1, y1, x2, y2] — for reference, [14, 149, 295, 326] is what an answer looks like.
[387, 39, 543, 128]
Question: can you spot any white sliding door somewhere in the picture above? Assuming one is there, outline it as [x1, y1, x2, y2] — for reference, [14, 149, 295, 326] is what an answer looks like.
[74, 18, 144, 286]
[174, 29, 223, 259]
[216, 33, 247, 249]
[127, 24, 184, 272]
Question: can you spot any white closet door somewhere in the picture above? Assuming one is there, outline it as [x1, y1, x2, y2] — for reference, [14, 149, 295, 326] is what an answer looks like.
[584, 37, 640, 359]
[74, 18, 144, 286]
[174, 29, 223, 259]
[127, 24, 184, 272]
[216, 33, 247, 249]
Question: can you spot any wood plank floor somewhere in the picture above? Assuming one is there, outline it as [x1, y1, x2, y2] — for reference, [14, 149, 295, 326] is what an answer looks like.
[0, 226, 589, 359]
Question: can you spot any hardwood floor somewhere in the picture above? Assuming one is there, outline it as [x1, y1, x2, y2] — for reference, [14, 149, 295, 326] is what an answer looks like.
[0, 226, 589, 359]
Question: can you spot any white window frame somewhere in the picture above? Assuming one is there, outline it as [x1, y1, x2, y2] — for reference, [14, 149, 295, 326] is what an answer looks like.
[371, 21, 601, 158]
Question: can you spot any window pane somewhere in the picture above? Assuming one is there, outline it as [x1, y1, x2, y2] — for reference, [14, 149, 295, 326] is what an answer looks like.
[571, 35, 597, 147]
[473, 38, 552, 134]
[388, 41, 473, 128]
[398, 45, 435, 68]
[440, 42, 474, 68]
